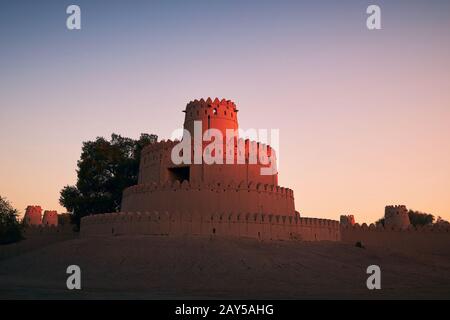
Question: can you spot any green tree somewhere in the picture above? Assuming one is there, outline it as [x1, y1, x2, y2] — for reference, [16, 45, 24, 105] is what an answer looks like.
[0, 196, 23, 245]
[408, 209, 434, 227]
[59, 133, 157, 229]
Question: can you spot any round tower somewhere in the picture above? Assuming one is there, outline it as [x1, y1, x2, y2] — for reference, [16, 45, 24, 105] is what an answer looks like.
[42, 210, 58, 226]
[384, 205, 410, 229]
[183, 98, 239, 140]
[23, 205, 42, 226]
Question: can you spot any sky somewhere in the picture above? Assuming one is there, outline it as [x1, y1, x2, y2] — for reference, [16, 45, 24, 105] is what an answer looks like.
[0, 0, 449, 223]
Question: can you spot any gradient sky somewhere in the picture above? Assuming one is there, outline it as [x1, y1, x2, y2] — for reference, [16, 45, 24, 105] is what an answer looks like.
[1, 0, 449, 223]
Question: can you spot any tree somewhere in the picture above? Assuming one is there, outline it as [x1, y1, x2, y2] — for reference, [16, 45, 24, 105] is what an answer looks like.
[0, 196, 23, 245]
[375, 218, 385, 226]
[408, 210, 434, 227]
[435, 216, 450, 225]
[59, 133, 157, 229]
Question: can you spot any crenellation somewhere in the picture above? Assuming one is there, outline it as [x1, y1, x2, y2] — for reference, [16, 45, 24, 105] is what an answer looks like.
[81, 209, 336, 241]
[338, 204, 449, 253]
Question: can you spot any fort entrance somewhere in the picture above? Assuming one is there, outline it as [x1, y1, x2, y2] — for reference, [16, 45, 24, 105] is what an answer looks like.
[168, 166, 190, 183]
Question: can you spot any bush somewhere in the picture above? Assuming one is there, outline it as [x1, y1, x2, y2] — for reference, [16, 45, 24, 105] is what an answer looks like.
[0, 196, 23, 245]
[408, 210, 434, 227]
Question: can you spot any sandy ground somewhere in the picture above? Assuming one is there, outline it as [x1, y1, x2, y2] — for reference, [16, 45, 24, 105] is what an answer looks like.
[1, 235, 450, 299]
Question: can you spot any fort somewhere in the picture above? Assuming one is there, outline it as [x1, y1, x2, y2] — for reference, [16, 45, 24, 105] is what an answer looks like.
[77, 98, 450, 253]
[122, 98, 292, 216]
[81, 98, 339, 241]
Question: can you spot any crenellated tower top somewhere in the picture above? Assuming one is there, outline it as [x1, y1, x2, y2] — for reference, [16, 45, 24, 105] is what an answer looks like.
[183, 97, 239, 139]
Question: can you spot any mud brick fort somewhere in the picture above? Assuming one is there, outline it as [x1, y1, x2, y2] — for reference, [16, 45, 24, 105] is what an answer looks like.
[22, 98, 449, 251]
[81, 98, 339, 241]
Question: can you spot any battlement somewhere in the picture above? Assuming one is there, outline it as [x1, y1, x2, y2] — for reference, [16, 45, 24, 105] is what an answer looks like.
[124, 180, 293, 198]
[385, 205, 408, 215]
[25, 205, 42, 214]
[386, 205, 407, 209]
[341, 222, 450, 233]
[121, 180, 295, 217]
[140, 138, 276, 165]
[141, 139, 178, 154]
[185, 98, 237, 112]
[80, 211, 340, 242]
[341, 221, 450, 255]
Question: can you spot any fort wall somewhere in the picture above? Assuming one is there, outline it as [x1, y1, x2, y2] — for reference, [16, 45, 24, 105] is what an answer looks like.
[0, 226, 77, 260]
[81, 211, 340, 242]
[341, 223, 450, 255]
[121, 180, 295, 216]
[23, 225, 75, 237]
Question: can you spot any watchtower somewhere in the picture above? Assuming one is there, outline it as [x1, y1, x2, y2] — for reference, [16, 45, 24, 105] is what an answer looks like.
[23, 205, 42, 226]
[385, 205, 410, 229]
[42, 210, 58, 226]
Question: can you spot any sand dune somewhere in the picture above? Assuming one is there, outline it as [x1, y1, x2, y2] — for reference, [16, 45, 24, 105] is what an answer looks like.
[1, 235, 450, 299]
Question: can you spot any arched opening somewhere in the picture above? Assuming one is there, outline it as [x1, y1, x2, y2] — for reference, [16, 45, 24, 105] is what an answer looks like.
[168, 166, 190, 183]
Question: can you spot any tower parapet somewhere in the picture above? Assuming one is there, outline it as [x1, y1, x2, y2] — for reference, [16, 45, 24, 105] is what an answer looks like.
[183, 98, 239, 139]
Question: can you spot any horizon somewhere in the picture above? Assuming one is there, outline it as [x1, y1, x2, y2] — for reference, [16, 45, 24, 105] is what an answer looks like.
[1, 0, 450, 224]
